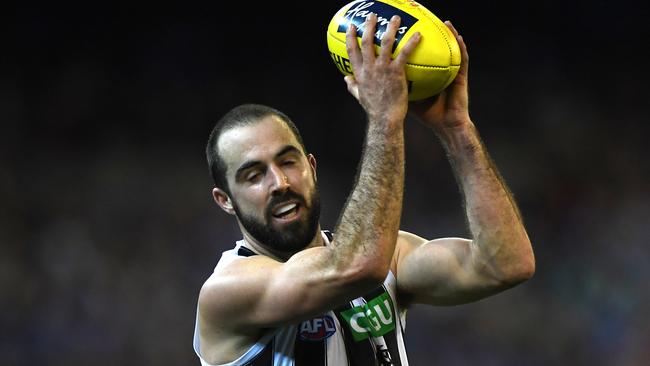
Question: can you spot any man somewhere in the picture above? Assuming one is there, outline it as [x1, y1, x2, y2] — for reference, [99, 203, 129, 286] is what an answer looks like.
[194, 15, 535, 366]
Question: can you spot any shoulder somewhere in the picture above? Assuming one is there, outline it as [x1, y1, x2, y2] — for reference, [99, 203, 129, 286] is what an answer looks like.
[397, 230, 428, 246]
[391, 230, 427, 272]
[199, 254, 279, 322]
[197, 254, 279, 365]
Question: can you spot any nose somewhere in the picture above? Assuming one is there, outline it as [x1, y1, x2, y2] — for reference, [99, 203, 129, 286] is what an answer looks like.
[268, 165, 289, 194]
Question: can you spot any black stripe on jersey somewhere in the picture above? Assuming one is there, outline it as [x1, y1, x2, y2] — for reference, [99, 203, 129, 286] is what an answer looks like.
[323, 230, 334, 242]
[244, 338, 273, 366]
[380, 321, 401, 366]
[360, 285, 402, 366]
[363, 285, 388, 301]
[238, 246, 257, 257]
[334, 302, 377, 366]
[375, 284, 401, 366]
[294, 332, 327, 366]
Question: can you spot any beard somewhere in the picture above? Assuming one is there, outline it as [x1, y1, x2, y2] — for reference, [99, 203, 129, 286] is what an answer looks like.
[232, 186, 321, 254]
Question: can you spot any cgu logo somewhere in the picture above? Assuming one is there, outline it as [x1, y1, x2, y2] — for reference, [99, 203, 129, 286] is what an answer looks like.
[340, 292, 396, 341]
[298, 315, 337, 341]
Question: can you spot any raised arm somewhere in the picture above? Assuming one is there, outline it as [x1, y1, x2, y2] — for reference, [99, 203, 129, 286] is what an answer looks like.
[200, 14, 420, 335]
[395, 21, 535, 306]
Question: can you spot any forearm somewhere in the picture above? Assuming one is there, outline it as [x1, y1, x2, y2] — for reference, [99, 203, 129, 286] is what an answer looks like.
[438, 121, 535, 283]
[332, 117, 405, 281]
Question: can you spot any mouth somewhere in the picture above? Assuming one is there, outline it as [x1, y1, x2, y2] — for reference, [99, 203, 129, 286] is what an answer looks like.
[271, 201, 301, 222]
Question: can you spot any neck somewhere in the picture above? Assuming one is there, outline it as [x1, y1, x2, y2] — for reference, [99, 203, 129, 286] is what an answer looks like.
[240, 225, 324, 261]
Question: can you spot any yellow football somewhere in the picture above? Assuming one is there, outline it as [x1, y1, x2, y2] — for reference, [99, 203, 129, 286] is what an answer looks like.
[327, 0, 461, 101]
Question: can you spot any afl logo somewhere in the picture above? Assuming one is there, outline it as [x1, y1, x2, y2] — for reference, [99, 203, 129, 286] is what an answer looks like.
[298, 315, 337, 341]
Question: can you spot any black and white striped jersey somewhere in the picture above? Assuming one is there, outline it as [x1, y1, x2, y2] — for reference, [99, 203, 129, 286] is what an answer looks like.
[193, 231, 409, 366]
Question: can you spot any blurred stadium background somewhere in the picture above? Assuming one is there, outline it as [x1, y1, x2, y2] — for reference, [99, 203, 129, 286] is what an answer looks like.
[2, 1, 649, 365]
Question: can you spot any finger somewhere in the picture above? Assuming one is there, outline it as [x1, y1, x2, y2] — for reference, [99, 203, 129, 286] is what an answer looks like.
[457, 34, 469, 77]
[394, 32, 421, 65]
[361, 13, 377, 63]
[444, 20, 459, 37]
[346, 23, 363, 70]
[444, 21, 468, 77]
[344, 75, 360, 100]
[378, 15, 400, 63]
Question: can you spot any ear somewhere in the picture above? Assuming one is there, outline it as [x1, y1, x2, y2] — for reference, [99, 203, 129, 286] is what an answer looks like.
[308, 153, 317, 182]
[212, 187, 236, 215]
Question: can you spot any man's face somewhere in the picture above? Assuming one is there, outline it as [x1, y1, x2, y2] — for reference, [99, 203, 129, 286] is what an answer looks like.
[217, 116, 320, 253]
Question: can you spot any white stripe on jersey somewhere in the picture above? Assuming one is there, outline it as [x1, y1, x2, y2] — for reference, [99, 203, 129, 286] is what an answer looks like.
[326, 313, 348, 365]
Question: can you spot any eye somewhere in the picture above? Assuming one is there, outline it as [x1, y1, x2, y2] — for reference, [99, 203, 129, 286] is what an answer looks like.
[281, 159, 296, 166]
[246, 171, 262, 183]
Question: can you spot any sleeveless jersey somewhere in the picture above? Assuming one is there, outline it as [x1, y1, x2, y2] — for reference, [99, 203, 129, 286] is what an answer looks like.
[193, 231, 409, 366]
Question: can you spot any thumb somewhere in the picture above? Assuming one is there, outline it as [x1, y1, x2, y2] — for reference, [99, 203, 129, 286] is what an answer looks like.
[344, 75, 359, 100]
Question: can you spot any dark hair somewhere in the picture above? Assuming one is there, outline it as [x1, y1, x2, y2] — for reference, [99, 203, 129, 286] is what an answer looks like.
[206, 103, 307, 194]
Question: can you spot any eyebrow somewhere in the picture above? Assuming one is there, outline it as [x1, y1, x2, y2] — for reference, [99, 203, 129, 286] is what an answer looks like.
[234, 145, 301, 178]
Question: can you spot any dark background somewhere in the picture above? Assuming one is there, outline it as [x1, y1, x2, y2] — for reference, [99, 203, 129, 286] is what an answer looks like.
[3, 1, 649, 365]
